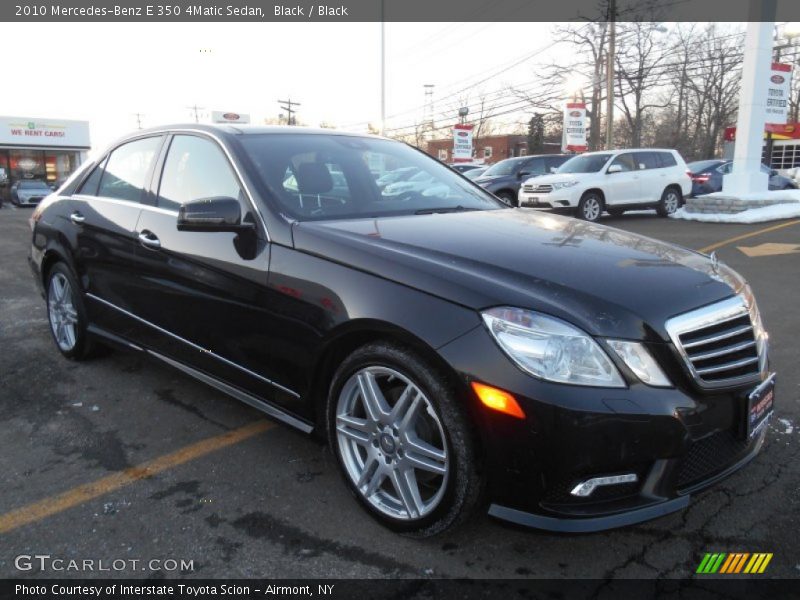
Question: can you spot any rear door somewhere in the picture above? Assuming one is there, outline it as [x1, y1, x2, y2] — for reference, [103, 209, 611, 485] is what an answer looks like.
[70, 135, 165, 339]
[633, 151, 663, 202]
[130, 134, 293, 410]
[605, 152, 641, 205]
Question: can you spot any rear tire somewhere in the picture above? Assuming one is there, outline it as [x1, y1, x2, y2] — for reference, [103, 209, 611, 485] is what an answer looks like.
[45, 263, 99, 360]
[656, 186, 682, 217]
[577, 192, 603, 222]
[327, 341, 483, 537]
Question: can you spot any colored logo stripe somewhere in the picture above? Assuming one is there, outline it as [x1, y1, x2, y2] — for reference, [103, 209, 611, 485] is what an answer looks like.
[697, 553, 773, 574]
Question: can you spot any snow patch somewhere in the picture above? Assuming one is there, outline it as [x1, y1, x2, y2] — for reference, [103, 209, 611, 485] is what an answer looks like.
[778, 418, 794, 435]
[671, 203, 800, 223]
[703, 189, 800, 202]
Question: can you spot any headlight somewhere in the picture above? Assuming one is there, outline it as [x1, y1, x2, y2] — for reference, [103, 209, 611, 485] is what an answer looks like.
[482, 307, 625, 387]
[606, 340, 672, 387]
[551, 181, 579, 190]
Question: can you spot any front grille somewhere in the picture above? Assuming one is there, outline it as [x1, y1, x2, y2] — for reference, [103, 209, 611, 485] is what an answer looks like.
[677, 429, 752, 489]
[523, 184, 552, 194]
[666, 295, 765, 388]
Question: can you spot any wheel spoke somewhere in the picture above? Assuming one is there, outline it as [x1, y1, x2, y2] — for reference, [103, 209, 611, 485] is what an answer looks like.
[357, 371, 391, 422]
[389, 384, 415, 424]
[63, 306, 78, 325]
[397, 395, 422, 436]
[405, 435, 447, 475]
[362, 462, 385, 497]
[336, 414, 372, 445]
[390, 467, 424, 519]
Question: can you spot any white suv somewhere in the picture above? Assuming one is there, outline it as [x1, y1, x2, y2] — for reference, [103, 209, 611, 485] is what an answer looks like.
[517, 149, 692, 222]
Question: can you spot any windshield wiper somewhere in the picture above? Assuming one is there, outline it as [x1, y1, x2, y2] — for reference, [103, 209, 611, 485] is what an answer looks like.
[414, 206, 481, 215]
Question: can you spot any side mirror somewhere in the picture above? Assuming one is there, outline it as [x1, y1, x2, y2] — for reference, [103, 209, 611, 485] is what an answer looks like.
[607, 164, 622, 174]
[177, 196, 254, 233]
[517, 170, 531, 178]
[550, 167, 558, 174]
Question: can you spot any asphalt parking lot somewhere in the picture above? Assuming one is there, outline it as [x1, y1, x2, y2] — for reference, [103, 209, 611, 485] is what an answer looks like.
[1, 204, 798, 580]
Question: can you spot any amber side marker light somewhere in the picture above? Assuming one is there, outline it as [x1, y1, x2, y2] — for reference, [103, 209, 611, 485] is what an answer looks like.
[471, 382, 525, 419]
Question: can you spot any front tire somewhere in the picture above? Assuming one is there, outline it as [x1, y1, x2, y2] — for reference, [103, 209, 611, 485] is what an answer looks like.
[45, 263, 96, 360]
[327, 341, 482, 536]
[656, 186, 682, 217]
[577, 192, 603, 222]
[496, 190, 516, 206]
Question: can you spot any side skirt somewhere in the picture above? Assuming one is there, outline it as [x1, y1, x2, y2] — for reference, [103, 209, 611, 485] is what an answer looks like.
[87, 324, 314, 434]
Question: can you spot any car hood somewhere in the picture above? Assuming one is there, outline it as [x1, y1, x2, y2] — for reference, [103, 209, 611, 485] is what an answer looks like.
[474, 175, 506, 184]
[19, 189, 49, 197]
[292, 209, 742, 341]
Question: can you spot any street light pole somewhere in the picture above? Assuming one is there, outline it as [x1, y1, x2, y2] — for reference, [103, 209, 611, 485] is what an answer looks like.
[605, 0, 615, 150]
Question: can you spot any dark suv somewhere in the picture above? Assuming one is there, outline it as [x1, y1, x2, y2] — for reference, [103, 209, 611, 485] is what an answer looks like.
[29, 126, 774, 536]
[472, 154, 570, 205]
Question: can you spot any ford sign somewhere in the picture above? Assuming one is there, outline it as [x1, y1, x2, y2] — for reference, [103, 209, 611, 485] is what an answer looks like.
[771, 75, 785, 84]
[222, 113, 240, 121]
[570, 111, 581, 117]
[457, 131, 469, 137]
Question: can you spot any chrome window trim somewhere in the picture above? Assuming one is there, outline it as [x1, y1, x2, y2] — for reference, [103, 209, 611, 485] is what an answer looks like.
[71, 193, 179, 217]
[86, 293, 299, 399]
[665, 295, 767, 389]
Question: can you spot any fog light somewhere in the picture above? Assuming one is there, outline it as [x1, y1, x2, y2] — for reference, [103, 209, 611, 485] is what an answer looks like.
[570, 473, 638, 497]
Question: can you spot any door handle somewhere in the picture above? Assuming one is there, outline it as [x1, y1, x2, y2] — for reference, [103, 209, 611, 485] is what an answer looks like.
[138, 230, 161, 249]
[69, 212, 85, 224]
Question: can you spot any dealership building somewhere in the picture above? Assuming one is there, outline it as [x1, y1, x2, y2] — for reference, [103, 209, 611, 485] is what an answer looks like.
[0, 116, 91, 201]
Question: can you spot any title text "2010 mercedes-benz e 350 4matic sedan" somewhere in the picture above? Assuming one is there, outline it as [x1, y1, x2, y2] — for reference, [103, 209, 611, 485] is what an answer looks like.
[29, 126, 775, 536]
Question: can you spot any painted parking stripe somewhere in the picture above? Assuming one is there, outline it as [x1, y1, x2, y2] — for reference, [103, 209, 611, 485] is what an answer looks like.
[0, 420, 273, 535]
[698, 219, 800, 254]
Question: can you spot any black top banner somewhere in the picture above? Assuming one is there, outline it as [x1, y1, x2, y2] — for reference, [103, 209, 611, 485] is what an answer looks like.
[2, 0, 800, 22]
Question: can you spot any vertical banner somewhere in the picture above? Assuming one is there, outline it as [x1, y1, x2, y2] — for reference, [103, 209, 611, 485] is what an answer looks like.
[562, 102, 587, 152]
[452, 123, 474, 162]
[766, 62, 792, 124]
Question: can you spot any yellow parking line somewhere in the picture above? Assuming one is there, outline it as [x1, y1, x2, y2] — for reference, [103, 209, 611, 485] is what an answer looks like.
[0, 420, 273, 535]
[698, 219, 800, 254]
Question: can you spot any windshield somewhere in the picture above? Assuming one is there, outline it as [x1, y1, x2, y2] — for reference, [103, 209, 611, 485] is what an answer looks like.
[557, 154, 612, 174]
[19, 180, 50, 189]
[482, 158, 523, 177]
[239, 134, 504, 221]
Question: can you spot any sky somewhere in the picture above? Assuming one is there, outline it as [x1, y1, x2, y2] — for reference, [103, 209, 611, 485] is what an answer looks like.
[4, 22, 558, 154]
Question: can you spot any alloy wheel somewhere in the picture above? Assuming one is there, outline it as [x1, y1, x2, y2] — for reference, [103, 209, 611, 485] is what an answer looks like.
[48, 272, 78, 352]
[582, 197, 601, 221]
[664, 191, 679, 214]
[335, 366, 449, 521]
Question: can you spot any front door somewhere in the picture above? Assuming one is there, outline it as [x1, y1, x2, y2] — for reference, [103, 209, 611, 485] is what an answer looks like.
[606, 152, 642, 205]
[130, 134, 293, 410]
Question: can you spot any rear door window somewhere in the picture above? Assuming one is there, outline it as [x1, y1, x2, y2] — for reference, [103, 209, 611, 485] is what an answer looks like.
[98, 136, 163, 203]
[77, 158, 107, 196]
[634, 152, 660, 170]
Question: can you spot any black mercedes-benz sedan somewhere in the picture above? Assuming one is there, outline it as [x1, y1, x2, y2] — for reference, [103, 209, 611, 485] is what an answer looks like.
[28, 125, 774, 536]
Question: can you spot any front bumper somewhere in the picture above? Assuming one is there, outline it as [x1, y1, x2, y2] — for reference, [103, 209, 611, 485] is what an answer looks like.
[438, 325, 772, 532]
[518, 188, 579, 208]
[16, 195, 45, 206]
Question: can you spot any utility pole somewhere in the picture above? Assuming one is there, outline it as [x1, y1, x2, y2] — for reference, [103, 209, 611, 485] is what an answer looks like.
[423, 84, 435, 140]
[278, 99, 301, 125]
[605, 0, 615, 150]
[133, 113, 144, 130]
[380, 0, 385, 135]
[187, 104, 204, 123]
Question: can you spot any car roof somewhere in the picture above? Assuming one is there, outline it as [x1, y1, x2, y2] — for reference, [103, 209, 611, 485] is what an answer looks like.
[134, 123, 384, 139]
